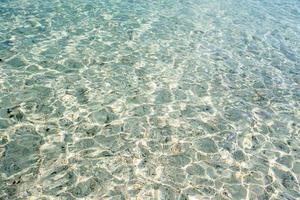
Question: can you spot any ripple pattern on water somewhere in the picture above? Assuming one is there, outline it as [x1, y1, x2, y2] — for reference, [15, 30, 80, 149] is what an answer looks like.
[0, 0, 300, 199]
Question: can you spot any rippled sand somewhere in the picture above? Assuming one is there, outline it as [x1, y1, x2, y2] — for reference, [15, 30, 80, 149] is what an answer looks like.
[0, 0, 300, 199]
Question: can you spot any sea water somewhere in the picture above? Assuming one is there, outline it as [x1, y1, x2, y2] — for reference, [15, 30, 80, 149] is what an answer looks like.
[0, 0, 300, 199]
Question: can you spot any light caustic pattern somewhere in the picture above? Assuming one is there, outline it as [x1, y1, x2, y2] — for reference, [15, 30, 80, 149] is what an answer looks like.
[0, 0, 300, 199]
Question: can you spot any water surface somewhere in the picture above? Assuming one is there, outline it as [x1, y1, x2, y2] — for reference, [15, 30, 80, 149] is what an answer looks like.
[0, 0, 300, 199]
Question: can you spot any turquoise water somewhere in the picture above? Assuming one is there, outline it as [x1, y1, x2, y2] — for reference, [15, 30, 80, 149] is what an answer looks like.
[0, 0, 300, 199]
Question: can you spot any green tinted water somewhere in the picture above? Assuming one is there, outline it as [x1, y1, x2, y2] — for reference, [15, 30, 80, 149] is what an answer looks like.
[0, 0, 300, 199]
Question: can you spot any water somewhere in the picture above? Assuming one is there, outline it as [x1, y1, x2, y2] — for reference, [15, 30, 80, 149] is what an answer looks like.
[0, 0, 300, 199]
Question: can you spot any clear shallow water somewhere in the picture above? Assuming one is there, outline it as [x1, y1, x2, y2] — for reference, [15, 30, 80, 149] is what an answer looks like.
[0, 0, 300, 199]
